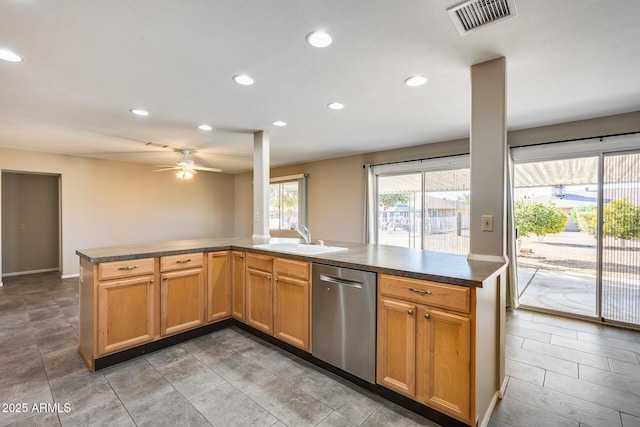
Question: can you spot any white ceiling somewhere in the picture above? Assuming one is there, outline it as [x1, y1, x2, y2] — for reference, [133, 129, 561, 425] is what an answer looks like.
[1, 1, 639, 174]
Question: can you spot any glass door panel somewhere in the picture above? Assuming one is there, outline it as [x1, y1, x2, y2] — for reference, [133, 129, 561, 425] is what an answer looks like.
[377, 173, 422, 248]
[513, 157, 599, 317]
[422, 168, 470, 255]
[602, 152, 640, 326]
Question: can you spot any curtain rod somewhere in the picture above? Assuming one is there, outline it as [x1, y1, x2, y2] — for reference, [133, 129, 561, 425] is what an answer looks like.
[508, 130, 640, 149]
[363, 152, 469, 169]
[363, 130, 640, 169]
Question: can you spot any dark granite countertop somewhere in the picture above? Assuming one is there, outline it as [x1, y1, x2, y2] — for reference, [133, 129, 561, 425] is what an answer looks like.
[76, 237, 507, 288]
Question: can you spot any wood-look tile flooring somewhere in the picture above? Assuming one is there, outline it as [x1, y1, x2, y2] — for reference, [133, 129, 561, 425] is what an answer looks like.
[492, 309, 640, 427]
[1, 272, 639, 426]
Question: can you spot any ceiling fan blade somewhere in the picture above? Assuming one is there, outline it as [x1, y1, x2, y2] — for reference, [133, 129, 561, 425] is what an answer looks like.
[153, 167, 180, 172]
[192, 166, 223, 173]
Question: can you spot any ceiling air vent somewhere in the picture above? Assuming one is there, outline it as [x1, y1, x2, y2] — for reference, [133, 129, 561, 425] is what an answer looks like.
[447, 0, 517, 36]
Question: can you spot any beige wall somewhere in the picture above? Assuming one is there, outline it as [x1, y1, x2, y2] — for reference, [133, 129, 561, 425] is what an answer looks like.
[234, 111, 640, 246]
[2, 111, 638, 280]
[0, 147, 236, 279]
[2, 172, 59, 274]
[469, 57, 507, 259]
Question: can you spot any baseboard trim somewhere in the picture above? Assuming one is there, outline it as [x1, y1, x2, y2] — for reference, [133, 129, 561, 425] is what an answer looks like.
[61, 273, 80, 279]
[479, 391, 501, 427]
[2, 268, 59, 278]
[499, 376, 509, 399]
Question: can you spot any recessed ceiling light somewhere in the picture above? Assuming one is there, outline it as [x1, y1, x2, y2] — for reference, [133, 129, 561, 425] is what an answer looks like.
[327, 102, 344, 110]
[130, 109, 149, 116]
[272, 121, 287, 127]
[306, 31, 333, 48]
[233, 74, 255, 86]
[198, 124, 213, 131]
[404, 75, 428, 87]
[0, 49, 23, 62]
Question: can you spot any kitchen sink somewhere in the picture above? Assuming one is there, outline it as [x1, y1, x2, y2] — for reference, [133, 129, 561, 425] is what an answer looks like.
[253, 242, 348, 255]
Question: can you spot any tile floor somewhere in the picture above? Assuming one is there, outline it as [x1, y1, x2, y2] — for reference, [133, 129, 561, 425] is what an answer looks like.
[0, 272, 639, 426]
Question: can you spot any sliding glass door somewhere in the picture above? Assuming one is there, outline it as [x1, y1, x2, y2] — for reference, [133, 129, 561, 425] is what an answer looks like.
[512, 136, 640, 328]
[513, 156, 599, 317]
[373, 156, 470, 256]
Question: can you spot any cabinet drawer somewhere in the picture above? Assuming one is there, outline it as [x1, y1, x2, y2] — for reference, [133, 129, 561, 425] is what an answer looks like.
[379, 274, 470, 314]
[98, 258, 155, 281]
[246, 253, 274, 273]
[161, 253, 203, 272]
[275, 258, 310, 281]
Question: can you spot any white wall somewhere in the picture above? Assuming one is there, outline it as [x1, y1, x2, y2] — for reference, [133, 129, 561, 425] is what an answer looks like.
[0, 147, 235, 279]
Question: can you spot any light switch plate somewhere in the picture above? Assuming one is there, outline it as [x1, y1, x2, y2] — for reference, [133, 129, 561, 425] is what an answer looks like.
[482, 215, 493, 232]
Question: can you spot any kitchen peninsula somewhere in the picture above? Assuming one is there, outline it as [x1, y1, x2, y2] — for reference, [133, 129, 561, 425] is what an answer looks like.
[76, 237, 507, 427]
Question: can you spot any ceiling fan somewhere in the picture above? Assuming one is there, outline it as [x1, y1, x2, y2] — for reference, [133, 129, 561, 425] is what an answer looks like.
[153, 149, 222, 179]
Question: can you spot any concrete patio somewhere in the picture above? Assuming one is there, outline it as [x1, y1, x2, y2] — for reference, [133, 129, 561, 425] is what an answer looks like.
[518, 267, 640, 326]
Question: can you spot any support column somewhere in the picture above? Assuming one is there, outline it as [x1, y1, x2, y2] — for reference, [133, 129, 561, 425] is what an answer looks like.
[469, 57, 507, 261]
[252, 131, 270, 239]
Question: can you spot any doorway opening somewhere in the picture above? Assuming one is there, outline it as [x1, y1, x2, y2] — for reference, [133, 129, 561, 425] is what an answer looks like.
[1, 171, 61, 278]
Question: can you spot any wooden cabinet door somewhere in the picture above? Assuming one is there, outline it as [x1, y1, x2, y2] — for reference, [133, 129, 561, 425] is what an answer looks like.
[417, 307, 471, 423]
[98, 275, 155, 355]
[160, 267, 205, 336]
[231, 251, 246, 321]
[376, 296, 417, 397]
[245, 268, 273, 334]
[274, 275, 310, 351]
[207, 251, 230, 323]
[274, 258, 310, 350]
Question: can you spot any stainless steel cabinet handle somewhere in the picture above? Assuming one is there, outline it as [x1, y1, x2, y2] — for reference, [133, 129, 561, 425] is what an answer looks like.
[175, 259, 191, 264]
[267, 276, 272, 281]
[163, 276, 168, 281]
[407, 309, 414, 315]
[408, 287, 431, 295]
[118, 265, 138, 271]
[240, 254, 244, 259]
[150, 279, 154, 284]
[424, 313, 431, 319]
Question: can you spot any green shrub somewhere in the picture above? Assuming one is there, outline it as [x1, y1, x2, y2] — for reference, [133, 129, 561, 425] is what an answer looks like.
[570, 205, 597, 236]
[603, 198, 640, 240]
[514, 201, 568, 238]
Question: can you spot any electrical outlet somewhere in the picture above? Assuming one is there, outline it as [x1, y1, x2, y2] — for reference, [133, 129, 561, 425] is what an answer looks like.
[481, 215, 493, 232]
[254, 212, 260, 223]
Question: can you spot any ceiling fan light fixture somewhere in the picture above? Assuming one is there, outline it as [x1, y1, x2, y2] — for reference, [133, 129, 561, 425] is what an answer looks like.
[233, 74, 255, 86]
[0, 48, 23, 62]
[176, 169, 194, 180]
[306, 31, 333, 48]
[130, 109, 149, 116]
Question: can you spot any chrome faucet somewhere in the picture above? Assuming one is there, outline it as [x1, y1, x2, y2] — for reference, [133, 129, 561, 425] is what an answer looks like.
[291, 224, 311, 244]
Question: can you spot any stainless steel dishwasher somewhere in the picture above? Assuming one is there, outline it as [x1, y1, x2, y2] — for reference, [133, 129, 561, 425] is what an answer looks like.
[312, 264, 376, 384]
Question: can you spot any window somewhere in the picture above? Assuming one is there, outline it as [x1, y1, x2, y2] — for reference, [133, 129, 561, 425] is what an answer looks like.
[269, 174, 307, 231]
[369, 155, 470, 255]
